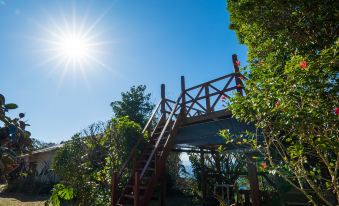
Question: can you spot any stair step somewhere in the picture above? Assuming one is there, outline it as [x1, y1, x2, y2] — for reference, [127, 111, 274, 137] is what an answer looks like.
[124, 194, 144, 199]
[124, 194, 134, 199]
[136, 167, 155, 172]
[154, 125, 173, 133]
[141, 159, 155, 162]
[152, 131, 170, 136]
[155, 124, 172, 130]
[151, 144, 166, 149]
[151, 138, 167, 144]
[126, 184, 147, 190]
[151, 144, 165, 149]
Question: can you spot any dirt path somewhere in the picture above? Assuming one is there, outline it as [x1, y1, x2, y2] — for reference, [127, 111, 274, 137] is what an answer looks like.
[0, 193, 48, 206]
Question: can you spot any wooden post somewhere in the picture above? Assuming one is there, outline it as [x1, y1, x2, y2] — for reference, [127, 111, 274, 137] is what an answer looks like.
[111, 172, 118, 206]
[155, 150, 158, 176]
[246, 155, 260, 206]
[232, 54, 243, 96]
[204, 84, 211, 113]
[160, 170, 167, 206]
[161, 84, 166, 121]
[181, 76, 186, 118]
[134, 172, 140, 206]
[244, 191, 250, 205]
[200, 148, 207, 205]
[214, 149, 222, 184]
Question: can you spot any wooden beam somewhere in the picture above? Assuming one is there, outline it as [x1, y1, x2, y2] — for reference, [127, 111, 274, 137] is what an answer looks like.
[185, 73, 235, 91]
[246, 155, 261, 206]
[204, 84, 211, 112]
[200, 148, 207, 206]
[161, 84, 166, 121]
[182, 110, 232, 125]
[181, 76, 186, 118]
[185, 86, 239, 104]
[160, 171, 167, 206]
[134, 172, 140, 206]
[111, 171, 117, 206]
[232, 54, 244, 96]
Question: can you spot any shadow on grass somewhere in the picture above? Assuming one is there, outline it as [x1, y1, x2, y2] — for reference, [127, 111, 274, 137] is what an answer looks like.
[0, 192, 49, 202]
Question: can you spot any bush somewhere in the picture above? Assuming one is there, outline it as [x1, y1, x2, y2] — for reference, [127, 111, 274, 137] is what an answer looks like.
[48, 117, 143, 206]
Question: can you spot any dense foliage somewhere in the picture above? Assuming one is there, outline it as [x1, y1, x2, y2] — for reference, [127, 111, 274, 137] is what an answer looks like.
[49, 117, 143, 205]
[0, 94, 32, 184]
[227, 1, 338, 205]
[110, 85, 154, 127]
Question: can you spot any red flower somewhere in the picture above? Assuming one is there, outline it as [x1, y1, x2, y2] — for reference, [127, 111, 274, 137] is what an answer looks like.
[221, 95, 227, 101]
[261, 162, 267, 169]
[275, 101, 281, 108]
[236, 84, 242, 88]
[235, 61, 241, 67]
[300, 60, 307, 69]
[335, 108, 339, 115]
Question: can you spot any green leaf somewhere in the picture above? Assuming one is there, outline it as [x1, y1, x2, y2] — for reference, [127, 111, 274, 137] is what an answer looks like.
[4, 103, 18, 110]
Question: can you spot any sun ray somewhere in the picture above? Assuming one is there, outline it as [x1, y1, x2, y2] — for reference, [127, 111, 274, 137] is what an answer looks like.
[83, 5, 114, 38]
[27, 1, 120, 87]
[57, 57, 72, 89]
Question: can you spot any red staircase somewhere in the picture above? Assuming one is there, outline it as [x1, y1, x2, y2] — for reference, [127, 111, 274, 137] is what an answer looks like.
[112, 94, 183, 206]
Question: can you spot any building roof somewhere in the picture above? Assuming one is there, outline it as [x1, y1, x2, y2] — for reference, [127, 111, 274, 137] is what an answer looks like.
[20, 144, 64, 157]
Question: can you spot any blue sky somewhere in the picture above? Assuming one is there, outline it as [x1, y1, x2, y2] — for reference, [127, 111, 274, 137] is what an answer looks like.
[0, 0, 247, 143]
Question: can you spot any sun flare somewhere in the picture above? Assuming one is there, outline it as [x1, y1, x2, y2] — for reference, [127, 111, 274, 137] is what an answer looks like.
[56, 32, 91, 61]
[35, 6, 111, 76]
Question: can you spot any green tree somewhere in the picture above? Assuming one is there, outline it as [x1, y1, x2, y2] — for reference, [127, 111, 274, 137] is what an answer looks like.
[110, 85, 154, 126]
[227, 1, 338, 205]
[49, 117, 143, 205]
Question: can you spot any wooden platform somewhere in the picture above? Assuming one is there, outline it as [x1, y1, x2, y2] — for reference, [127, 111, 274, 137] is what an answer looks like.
[175, 115, 257, 147]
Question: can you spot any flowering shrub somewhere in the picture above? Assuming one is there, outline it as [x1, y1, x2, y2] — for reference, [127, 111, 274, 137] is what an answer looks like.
[227, 1, 338, 205]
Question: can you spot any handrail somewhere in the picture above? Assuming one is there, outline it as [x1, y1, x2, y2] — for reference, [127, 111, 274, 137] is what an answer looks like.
[185, 86, 238, 104]
[185, 72, 247, 92]
[140, 94, 182, 178]
[185, 73, 235, 91]
[117, 100, 162, 179]
[142, 100, 162, 133]
[159, 112, 181, 158]
[150, 113, 164, 138]
[182, 72, 246, 116]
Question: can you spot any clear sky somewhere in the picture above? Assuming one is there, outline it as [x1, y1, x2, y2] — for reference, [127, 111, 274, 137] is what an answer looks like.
[0, 0, 247, 143]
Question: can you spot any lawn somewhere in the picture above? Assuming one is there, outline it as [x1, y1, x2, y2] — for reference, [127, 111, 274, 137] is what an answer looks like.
[0, 193, 48, 206]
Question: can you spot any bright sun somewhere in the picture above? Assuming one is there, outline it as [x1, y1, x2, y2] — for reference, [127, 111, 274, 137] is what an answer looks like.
[57, 33, 91, 61]
[45, 25, 103, 71]
[36, 7, 110, 75]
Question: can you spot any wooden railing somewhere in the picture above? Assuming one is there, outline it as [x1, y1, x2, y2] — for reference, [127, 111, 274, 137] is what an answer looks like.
[138, 94, 183, 205]
[181, 72, 246, 118]
[140, 95, 182, 178]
